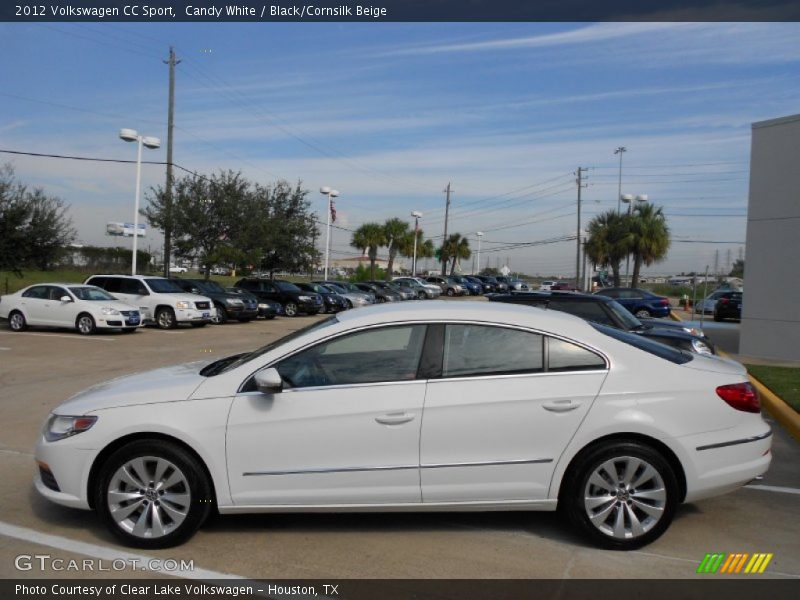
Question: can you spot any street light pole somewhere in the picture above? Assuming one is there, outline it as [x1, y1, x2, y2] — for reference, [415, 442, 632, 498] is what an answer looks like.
[614, 146, 626, 213]
[475, 231, 483, 275]
[320, 187, 339, 280]
[411, 211, 422, 276]
[120, 129, 160, 276]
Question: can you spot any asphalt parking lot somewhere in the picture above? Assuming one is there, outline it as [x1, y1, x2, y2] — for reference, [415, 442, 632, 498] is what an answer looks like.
[0, 300, 798, 580]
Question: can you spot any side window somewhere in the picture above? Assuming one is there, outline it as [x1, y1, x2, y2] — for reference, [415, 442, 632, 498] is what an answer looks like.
[548, 338, 606, 372]
[443, 325, 543, 378]
[550, 300, 614, 326]
[22, 286, 48, 299]
[599, 289, 618, 298]
[275, 325, 427, 389]
[120, 279, 146, 295]
[47, 286, 68, 300]
[85, 277, 106, 289]
[262, 282, 277, 293]
[103, 277, 124, 293]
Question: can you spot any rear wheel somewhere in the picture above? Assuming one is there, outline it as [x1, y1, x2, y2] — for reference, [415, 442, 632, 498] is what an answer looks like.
[8, 311, 27, 332]
[155, 307, 177, 330]
[94, 439, 213, 549]
[634, 309, 651, 318]
[561, 441, 678, 550]
[76, 313, 96, 335]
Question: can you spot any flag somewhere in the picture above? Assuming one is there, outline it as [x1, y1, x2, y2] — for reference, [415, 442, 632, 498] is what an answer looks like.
[330, 200, 337, 223]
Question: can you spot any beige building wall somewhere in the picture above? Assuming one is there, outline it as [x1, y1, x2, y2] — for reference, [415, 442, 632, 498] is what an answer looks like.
[740, 114, 800, 361]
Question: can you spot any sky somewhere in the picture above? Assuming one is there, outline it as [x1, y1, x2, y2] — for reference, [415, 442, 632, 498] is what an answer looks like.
[1, 22, 799, 276]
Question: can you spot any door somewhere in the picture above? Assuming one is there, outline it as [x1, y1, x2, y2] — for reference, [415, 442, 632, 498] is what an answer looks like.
[47, 285, 81, 327]
[19, 285, 51, 325]
[117, 279, 152, 320]
[227, 324, 429, 506]
[420, 324, 608, 503]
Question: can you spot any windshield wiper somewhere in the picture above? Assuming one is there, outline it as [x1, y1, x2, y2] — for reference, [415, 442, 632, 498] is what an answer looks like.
[200, 353, 248, 377]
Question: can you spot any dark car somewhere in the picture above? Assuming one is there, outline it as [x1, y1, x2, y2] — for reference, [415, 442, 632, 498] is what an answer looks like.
[171, 278, 258, 324]
[488, 291, 716, 355]
[449, 275, 483, 295]
[465, 275, 493, 293]
[369, 281, 414, 301]
[296, 282, 349, 313]
[475, 275, 508, 292]
[714, 291, 743, 322]
[225, 287, 281, 319]
[551, 282, 579, 291]
[594, 287, 671, 318]
[355, 282, 401, 303]
[233, 278, 322, 317]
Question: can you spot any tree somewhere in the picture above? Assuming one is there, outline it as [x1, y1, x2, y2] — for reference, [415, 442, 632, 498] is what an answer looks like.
[729, 258, 744, 279]
[0, 164, 75, 274]
[383, 218, 409, 280]
[397, 228, 435, 276]
[628, 203, 670, 288]
[584, 210, 630, 287]
[351, 222, 386, 280]
[437, 233, 471, 275]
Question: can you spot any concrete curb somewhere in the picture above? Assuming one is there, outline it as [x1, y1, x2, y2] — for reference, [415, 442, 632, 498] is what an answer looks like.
[718, 350, 800, 443]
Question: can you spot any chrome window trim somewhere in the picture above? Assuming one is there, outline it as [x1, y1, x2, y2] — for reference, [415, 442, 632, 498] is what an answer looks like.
[243, 457, 553, 477]
[696, 429, 772, 451]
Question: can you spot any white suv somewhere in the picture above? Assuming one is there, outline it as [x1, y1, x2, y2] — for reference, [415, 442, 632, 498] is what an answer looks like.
[84, 275, 214, 329]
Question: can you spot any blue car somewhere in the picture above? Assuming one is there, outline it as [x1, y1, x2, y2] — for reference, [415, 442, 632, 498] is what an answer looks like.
[593, 287, 671, 318]
[449, 275, 483, 295]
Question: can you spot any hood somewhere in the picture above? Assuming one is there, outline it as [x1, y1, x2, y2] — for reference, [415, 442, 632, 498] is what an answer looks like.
[680, 353, 747, 377]
[167, 292, 212, 304]
[54, 361, 211, 415]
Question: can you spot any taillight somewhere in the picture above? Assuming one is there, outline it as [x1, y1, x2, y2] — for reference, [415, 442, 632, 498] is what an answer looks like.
[720, 298, 730, 305]
[659, 299, 670, 306]
[716, 382, 760, 413]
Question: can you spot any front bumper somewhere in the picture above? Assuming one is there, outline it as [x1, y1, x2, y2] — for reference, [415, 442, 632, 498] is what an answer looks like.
[175, 308, 213, 323]
[35, 437, 96, 510]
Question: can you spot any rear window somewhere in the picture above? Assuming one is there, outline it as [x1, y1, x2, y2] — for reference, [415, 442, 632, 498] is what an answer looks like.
[591, 323, 692, 365]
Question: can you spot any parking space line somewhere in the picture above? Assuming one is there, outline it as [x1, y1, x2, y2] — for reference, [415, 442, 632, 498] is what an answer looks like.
[0, 347, 9, 350]
[0, 520, 244, 580]
[0, 332, 115, 342]
[745, 484, 800, 495]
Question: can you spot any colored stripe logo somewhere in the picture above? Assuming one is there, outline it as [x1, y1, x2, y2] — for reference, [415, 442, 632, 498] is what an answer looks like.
[697, 553, 773, 574]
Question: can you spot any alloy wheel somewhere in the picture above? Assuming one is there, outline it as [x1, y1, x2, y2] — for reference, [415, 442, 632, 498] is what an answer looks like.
[77, 315, 95, 335]
[583, 456, 667, 541]
[157, 309, 176, 329]
[9, 313, 25, 331]
[107, 456, 191, 540]
[284, 302, 298, 316]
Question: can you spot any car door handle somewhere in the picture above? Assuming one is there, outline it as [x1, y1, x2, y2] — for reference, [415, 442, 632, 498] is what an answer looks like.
[375, 413, 415, 425]
[543, 401, 581, 413]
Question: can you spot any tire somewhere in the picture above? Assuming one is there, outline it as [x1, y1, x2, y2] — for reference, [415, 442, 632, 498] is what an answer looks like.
[560, 441, 678, 550]
[76, 313, 97, 336]
[94, 439, 213, 549]
[346, 299, 354, 309]
[190, 322, 207, 328]
[446, 288, 455, 297]
[155, 307, 177, 330]
[213, 305, 228, 325]
[8, 310, 27, 332]
[634, 309, 651, 318]
[284, 302, 298, 317]
[417, 291, 426, 300]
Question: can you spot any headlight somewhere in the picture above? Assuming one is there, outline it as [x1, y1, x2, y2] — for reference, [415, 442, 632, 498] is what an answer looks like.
[175, 301, 191, 309]
[691, 339, 713, 354]
[226, 298, 244, 306]
[43, 414, 97, 442]
[100, 307, 120, 316]
[683, 326, 702, 337]
[258, 303, 269, 309]
[298, 295, 311, 301]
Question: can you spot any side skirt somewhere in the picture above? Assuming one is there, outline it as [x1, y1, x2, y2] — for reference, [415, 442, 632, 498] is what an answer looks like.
[218, 499, 558, 514]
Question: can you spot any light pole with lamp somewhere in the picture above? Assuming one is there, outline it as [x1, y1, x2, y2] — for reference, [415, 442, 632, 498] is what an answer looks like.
[475, 231, 483, 275]
[621, 193, 648, 286]
[319, 186, 339, 280]
[410, 211, 422, 276]
[614, 146, 626, 212]
[119, 129, 160, 275]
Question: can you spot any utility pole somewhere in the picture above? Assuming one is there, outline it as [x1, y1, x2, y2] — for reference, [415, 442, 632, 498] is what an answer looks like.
[163, 46, 180, 277]
[614, 146, 626, 212]
[576, 167, 588, 288]
[714, 249, 719, 279]
[441, 182, 452, 276]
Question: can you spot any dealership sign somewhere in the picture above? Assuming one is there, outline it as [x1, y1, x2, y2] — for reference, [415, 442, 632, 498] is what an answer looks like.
[106, 222, 146, 237]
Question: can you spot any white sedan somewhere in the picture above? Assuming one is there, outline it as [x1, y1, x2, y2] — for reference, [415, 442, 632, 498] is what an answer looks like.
[1, 284, 142, 334]
[34, 302, 770, 548]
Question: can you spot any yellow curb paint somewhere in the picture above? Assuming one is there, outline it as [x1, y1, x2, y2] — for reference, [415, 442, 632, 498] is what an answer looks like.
[717, 350, 800, 443]
[669, 309, 683, 322]
[759, 554, 774, 573]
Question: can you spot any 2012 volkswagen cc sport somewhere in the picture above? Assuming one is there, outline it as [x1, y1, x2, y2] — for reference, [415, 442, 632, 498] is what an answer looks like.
[35, 302, 771, 549]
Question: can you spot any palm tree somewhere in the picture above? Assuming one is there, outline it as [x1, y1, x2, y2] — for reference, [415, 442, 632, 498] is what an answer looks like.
[584, 210, 630, 287]
[629, 203, 670, 288]
[350, 222, 386, 280]
[397, 229, 434, 276]
[383, 218, 409, 280]
[437, 233, 471, 275]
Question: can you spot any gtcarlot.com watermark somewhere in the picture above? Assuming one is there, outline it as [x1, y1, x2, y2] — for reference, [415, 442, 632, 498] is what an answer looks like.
[15, 554, 194, 572]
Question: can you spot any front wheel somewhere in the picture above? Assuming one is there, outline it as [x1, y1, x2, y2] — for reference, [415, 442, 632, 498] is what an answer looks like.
[8, 311, 27, 332]
[155, 307, 177, 330]
[76, 313, 96, 335]
[560, 441, 678, 550]
[94, 439, 213, 549]
[446, 288, 455, 297]
[284, 302, 298, 317]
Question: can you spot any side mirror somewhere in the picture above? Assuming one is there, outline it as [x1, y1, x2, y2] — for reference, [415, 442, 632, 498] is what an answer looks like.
[254, 367, 283, 394]
[60, 295, 73, 303]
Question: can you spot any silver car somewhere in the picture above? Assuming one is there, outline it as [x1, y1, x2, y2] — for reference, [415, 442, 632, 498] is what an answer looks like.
[314, 281, 374, 308]
[393, 277, 442, 299]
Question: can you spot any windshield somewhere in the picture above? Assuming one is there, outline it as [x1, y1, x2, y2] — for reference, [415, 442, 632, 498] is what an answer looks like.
[207, 315, 339, 375]
[275, 281, 301, 292]
[591, 323, 692, 365]
[341, 282, 361, 293]
[305, 283, 327, 293]
[69, 287, 116, 301]
[605, 300, 642, 330]
[198, 280, 226, 294]
[144, 278, 184, 293]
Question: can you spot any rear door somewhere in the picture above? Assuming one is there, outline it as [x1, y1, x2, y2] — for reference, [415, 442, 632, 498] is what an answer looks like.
[19, 285, 51, 325]
[420, 324, 607, 503]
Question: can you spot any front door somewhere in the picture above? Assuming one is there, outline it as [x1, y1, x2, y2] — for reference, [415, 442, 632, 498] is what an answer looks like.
[227, 324, 429, 506]
[420, 324, 608, 503]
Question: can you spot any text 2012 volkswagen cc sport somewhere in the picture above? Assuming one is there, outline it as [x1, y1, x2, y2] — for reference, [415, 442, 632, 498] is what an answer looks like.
[35, 302, 771, 549]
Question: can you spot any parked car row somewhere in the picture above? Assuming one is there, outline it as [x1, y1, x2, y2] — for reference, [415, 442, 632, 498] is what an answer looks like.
[421, 275, 528, 296]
